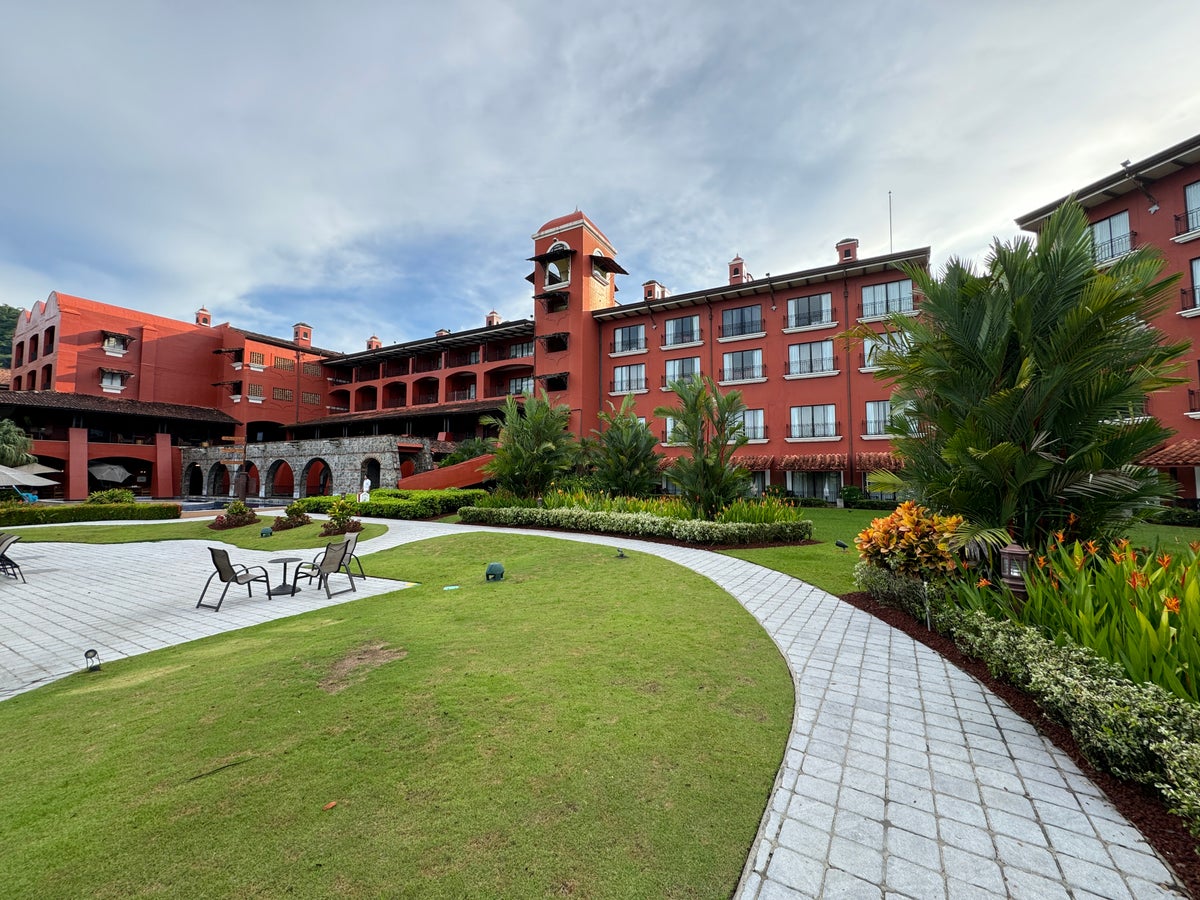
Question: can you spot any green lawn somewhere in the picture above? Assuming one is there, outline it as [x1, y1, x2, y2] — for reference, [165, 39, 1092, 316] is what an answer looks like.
[0, 532, 793, 899]
[6, 519, 387, 551]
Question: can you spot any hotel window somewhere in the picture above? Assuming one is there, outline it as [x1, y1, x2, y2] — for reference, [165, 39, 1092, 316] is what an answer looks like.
[721, 304, 762, 338]
[1091, 211, 1131, 262]
[786, 292, 832, 329]
[592, 250, 610, 283]
[101, 332, 131, 355]
[99, 369, 131, 392]
[663, 314, 700, 346]
[544, 241, 571, 287]
[1182, 182, 1200, 235]
[273, 387, 294, 401]
[722, 348, 763, 381]
[612, 363, 646, 393]
[862, 331, 906, 368]
[273, 355, 295, 371]
[302, 391, 321, 405]
[787, 339, 834, 375]
[509, 341, 534, 359]
[865, 400, 891, 436]
[248, 351, 266, 367]
[861, 280, 913, 318]
[508, 376, 534, 395]
[740, 408, 765, 440]
[303, 362, 322, 377]
[664, 356, 700, 385]
[662, 415, 681, 444]
[790, 404, 837, 439]
[247, 383, 264, 399]
[788, 471, 841, 501]
[1190, 258, 1200, 309]
[612, 324, 645, 353]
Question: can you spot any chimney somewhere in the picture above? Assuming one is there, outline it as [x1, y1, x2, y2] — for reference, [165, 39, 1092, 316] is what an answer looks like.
[643, 280, 670, 302]
[293, 322, 312, 347]
[729, 255, 751, 285]
[367, 335, 382, 350]
[836, 238, 859, 263]
[435, 328, 451, 337]
[485, 310, 501, 327]
[195, 307, 211, 327]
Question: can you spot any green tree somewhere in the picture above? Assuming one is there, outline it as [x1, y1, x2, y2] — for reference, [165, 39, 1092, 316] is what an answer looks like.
[439, 436, 495, 468]
[480, 390, 577, 497]
[0, 418, 35, 467]
[654, 375, 750, 518]
[0, 305, 20, 369]
[869, 201, 1187, 548]
[589, 394, 664, 497]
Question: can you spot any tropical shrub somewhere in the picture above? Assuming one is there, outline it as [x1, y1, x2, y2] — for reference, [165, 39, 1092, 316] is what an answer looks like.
[0, 503, 180, 526]
[294, 489, 485, 519]
[438, 437, 494, 468]
[86, 488, 136, 504]
[271, 501, 312, 532]
[951, 538, 1200, 703]
[867, 202, 1187, 548]
[480, 390, 578, 497]
[654, 375, 750, 518]
[208, 499, 259, 531]
[320, 494, 362, 536]
[854, 500, 962, 581]
[589, 395, 664, 498]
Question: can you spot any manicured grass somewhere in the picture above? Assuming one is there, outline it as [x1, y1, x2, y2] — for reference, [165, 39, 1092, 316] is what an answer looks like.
[5, 519, 387, 550]
[0, 532, 793, 899]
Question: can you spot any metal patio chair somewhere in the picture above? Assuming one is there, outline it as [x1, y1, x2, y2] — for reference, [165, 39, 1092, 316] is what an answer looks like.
[197, 547, 271, 612]
[291, 540, 356, 598]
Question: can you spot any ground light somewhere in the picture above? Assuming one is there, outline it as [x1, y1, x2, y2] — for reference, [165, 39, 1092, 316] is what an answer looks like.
[84, 649, 101, 672]
[999, 542, 1030, 598]
[485, 562, 504, 581]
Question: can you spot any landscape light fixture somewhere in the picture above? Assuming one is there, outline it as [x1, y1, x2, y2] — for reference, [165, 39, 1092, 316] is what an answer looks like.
[485, 562, 505, 582]
[615, 548, 627, 559]
[84, 649, 101, 672]
[999, 542, 1030, 599]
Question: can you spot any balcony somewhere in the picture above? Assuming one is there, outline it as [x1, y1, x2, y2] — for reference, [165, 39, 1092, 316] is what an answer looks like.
[610, 378, 647, 393]
[661, 329, 701, 348]
[788, 422, 839, 439]
[1093, 231, 1135, 264]
[661, 373, 700, 388]
[412, 392, 439, 406]
[786, 357, 837, 376]
[1175, 207, 1200, 237]
[742, 424, 767, 440]
[449, 351, 480, 368]
[718, 320, 764, 339]
[862, 419, 890, 437]
[412, 357, 443, 374]
[860, 296, 914, 319]
[448, 388, 477, 402]
[610, 338, 647, 353]
[784, 311, 833, 329]
[720, 364, 766, 382]
[1182, 287, 1200, 312]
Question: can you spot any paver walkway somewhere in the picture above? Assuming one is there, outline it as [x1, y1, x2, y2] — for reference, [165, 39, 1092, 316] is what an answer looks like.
[0, 519, 1188, 898]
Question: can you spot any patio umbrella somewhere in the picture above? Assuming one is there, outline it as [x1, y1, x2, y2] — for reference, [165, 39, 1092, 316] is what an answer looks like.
[0, 465, 57, 487]
[88, 463, 132, 483]
[14, 462, 60, 475]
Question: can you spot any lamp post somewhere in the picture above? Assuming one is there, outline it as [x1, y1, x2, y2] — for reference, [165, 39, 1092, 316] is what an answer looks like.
[999, 542, 1030, 598]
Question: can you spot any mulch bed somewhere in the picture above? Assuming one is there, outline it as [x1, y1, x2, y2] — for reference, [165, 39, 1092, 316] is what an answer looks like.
[839, 590, 1200, 897]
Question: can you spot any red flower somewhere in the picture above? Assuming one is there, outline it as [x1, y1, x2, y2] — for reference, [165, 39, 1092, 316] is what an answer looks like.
[977, 577, 992, 588]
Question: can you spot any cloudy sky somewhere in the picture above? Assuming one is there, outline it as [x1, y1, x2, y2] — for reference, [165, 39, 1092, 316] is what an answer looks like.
[2, 1, 1199, 355]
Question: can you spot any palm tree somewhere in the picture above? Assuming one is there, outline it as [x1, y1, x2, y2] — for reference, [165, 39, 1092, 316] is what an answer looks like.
[869, 201, 1187, 548]
[0, 419, 35, 467]
[480, 390, 577, 497]
[654, 375, 750, 518]
[590, 394, 664, 497]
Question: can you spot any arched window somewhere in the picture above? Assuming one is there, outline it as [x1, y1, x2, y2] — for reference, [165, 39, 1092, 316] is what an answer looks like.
[544, 241, 570, 287]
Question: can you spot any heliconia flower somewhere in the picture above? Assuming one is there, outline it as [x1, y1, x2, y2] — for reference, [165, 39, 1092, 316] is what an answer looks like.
[1165, 596, 1181, 614]
[1084, 540, 1099, 555]
[1129, 572, 1149, 590]
[1110, 550, 1125, 564]
[977, 577, 992, 588]
[1037, 555, 1048, 568]
[1157, 554, 1171, 569]
[1055, 530, 1066, 543]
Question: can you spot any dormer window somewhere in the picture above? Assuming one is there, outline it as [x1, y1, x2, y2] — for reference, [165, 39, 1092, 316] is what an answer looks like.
[102, 331, 132, 356]
[99, 367, 132, 393]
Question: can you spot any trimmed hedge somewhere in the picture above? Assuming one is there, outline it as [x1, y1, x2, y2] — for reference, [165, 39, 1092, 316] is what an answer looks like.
[292, 488, 487, 520]
[457, 505, 812, 545]
[0, 503, 182, 526]
[1151, 506, 1200, 528]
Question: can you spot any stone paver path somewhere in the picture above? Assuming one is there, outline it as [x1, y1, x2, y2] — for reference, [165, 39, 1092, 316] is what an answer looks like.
[0, 519, 1188, 898]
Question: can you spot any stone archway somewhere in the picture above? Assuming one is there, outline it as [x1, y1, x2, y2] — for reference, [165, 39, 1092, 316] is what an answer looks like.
[266, 460, 295, 498]
[185, 463, 203, 496]
[361, 457, 381, 492]
[301, 458, 333, 497]
[207, 462, 230, 496]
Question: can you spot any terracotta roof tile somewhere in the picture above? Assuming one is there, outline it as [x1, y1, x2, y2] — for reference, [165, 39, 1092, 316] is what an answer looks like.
[1141, 439, 1200, 467]
[0, 390, 237, 424]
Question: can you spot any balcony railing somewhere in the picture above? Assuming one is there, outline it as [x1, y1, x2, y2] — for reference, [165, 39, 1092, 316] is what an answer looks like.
[862, 419, 890, 436]
[610, 338, 647, 353]
[413, 393, 439, 406]
[412, 358, 443, 373]
[742, 424, 767, 440]
[1176, 207, 1200, 236]
[784, 311, 832, 329]
[1182, 287, 1200, 312]
[449, 352, 480, 367]
[718, 319, 764, 338]
[661, 372, 700, 388]
[721, 364, 765, 381]
[661, 329, 700, 347]
[861, 296, 914, 319]
[786, 357, 837, 376]
[448, 388, 477, 402]
[1093, 231, 1135, 263]
[610, 379, 647, 393]
[382, 360, 409, 378]
[1190, 389, 1200, 414]
[788, 422, 839, 439]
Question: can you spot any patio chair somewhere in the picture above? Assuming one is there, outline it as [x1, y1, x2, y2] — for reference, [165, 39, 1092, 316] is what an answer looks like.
[338, 532, 366, 579]
[291, 540, 356, 598]
[0, 534, 25, 583]
[197, 547, 272, 612]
